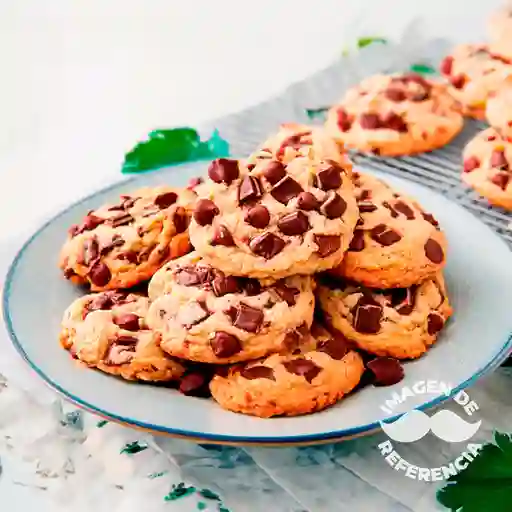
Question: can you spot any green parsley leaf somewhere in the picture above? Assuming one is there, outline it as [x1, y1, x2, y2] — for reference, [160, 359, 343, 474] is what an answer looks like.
[357, 37, 387, 49]
[305, 106, 330, 121]
[120, 441, 148, 455]
[199, 489, 221, 501]
[218, 507, 230, 512]
[164, 482, 197, 501]
[197, 503, 207, 511]
[96, 420, 108, 428]
[148, 471, 167, 479]
[437, 431, 512, 511]
[122, 128, 229, 174]
[409, 63, 436, 75]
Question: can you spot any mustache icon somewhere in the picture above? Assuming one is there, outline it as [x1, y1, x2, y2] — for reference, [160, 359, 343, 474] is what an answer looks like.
[380, 409, 481, 443]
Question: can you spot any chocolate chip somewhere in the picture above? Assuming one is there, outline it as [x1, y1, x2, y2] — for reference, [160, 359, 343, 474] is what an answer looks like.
[357, 189, 371, 201]
[250, 232, 285, 259]
[175, 265, 213, 286]
[121, 196, 138, 209]
[321, 193, 347, 219]
[360, 113, 381, 129]
[228, 303, 264, 333]
[490, 149, 509, 170]
[450, 74, 466, 89]
[108, 212, 133, 227]
[211, 226, 235, 247]
[64, 267, 78, 279]
[240, 278, 262, 296]
[370, 224, 402, 246]
[100, 235, 125, 255]
[114, 313, 140, 331]
[314, 234, 341, 257]
[116, 250, 138, 264]
[212, 274, 240, 296]
[385, 88, 406, 102]
[427, 313, 445, 335]
[272, 281, 300, 306]
[490, 172, 510, 190]
[317, 165, 342, 190]
[367, 357, 404, 386]
[86, 294, 114, 314]
[277, 131, 312, 156]
[421, 211, 439, 227]
[179, 372, 210, 397]
[408, 89, 429, 102]
[262, 161, 286, 185]
[424, 238, 444, 263]
[393, 200, 415, 219]
[154, 192, 178, 209]
[352, 296, 382, 334]
[358, 201, 377, 213]
[83, 236, 100, 266]
[283, 358, 321, 383]
[114, 335, 138, 345]
[238, 176, 263, 204]
[241, 365, 275, 381]
[463, 156, 480, 173]
[348, 230, 365, 251]
[244, 205, 270, 228]
[278, 211, 310, 236]
[89, 261, 111, 287]
[194, 199, 219, 226]
[270, 176, 304, 204]
[389, 286, 416, 315]
[297, 192, 320, 211]
[382, 201, 399, 218]
[173, 207, 189, 233]
[337, 109, 353, 131]
[82, 214, 104, 232]
[440, 55, 453, 75]
[210, 332, 242, 358]
[208, 158, 239, 185]
[317, 335, 349, 360]
[381, 112, 408, 132]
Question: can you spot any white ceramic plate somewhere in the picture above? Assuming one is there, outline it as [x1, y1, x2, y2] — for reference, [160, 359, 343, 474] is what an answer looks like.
[3, 162, 512, 445]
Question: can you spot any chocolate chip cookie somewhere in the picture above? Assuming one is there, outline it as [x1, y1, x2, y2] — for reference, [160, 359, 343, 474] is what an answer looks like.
[146, 252, 315, 363]
[330, 172, 447, 288]
[462, 127, 512, 210]
[188, 155, 358, 280]
[59, 186, 195, 291]
[60, 291, 185, 381]
[325, 73, 463, 156]
[252, 123, 350, 167]
[209, 324, 364, 417]
[440, 44, 512, 119]
[317, 273, 452, 359]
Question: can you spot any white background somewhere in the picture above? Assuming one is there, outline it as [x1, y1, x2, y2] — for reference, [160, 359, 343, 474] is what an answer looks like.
[0, 1, 505, 510]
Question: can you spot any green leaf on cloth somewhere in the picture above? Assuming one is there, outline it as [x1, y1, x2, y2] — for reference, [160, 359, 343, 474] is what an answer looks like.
[120, 441, 148, 455]
[122, 128, 230, 174]
[357, 36, 388, 49]
[199, 489, 221, 501]
[96, 420, 108, 428]
[164, 482, 197, 501]
[437, 432, 512, 511]
[305, 106, 330, 121]
[409, 63, 436, 75]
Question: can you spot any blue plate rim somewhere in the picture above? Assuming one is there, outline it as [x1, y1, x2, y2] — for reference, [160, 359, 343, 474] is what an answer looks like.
[3, 163, 512, 445]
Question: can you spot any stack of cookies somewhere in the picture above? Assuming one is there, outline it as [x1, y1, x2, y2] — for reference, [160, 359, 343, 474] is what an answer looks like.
[58, 124, 452, 418]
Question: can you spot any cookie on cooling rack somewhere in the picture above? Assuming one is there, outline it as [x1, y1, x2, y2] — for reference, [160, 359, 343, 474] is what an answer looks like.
[146, 252, 315, 364]
[188, 155, 359, 279]
[462, 127, 512, 210]
[209, 323, 364, 417]
[324, 73, 463, 156]
[317, 273, 452, 360]
[59, 186, 195, 291]
[60, 291, 185, 382]
[330, 171, 447, 288]
[440, 44, 512, 119]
